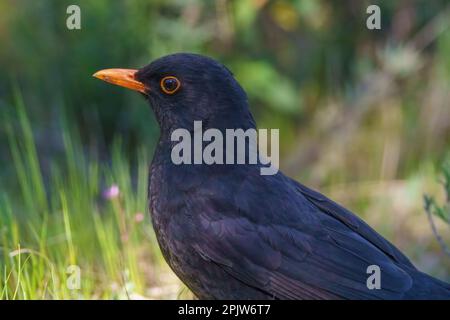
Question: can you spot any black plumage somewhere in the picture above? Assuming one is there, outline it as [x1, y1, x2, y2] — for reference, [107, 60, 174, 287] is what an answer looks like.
[95, 53, 450, 299]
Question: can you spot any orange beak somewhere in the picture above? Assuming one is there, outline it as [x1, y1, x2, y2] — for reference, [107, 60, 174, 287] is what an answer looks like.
[93, 68, 147, 93]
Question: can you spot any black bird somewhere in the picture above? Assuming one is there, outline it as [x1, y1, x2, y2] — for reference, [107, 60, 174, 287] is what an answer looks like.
[94, 53, 450, 299]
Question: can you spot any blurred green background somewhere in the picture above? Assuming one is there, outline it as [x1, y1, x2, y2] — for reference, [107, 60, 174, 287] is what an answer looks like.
[0, 0, 449, 299]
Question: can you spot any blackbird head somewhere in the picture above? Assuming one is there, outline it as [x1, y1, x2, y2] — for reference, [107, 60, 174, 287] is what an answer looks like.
[94, 53, 256, 135]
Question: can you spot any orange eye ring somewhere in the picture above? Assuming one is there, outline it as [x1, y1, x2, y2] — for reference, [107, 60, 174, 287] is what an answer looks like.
[160, 76, 181, 95]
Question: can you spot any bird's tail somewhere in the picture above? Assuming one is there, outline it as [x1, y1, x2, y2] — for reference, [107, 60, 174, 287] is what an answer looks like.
[405, 270, 450, 300]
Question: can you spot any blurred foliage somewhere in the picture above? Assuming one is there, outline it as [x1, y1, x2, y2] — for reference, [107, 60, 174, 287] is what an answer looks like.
[425, 161, 450, 224]
[424, 160, 450, 258]
[1, 0, 448, 161]
[0, 0, 450, 298]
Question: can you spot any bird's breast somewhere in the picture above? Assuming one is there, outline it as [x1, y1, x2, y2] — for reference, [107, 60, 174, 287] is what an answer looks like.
[148, 161, 203, 263]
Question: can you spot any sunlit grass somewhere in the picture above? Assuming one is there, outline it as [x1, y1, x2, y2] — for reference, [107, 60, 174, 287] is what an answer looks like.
[0, 90, 186, 299]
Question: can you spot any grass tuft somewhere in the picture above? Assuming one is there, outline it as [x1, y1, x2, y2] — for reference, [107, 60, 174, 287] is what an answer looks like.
[0, 90, 185, 299]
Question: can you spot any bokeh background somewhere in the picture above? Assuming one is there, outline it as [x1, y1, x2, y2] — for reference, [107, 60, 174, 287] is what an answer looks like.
[0, 0, 449, 299]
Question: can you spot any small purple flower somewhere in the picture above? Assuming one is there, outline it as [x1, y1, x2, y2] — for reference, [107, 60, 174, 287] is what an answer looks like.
[103, 184, 120, 199]
[135, 212, 145, 223]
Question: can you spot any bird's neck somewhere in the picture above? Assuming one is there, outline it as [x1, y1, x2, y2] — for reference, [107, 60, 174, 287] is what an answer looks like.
[159, 107, 256, 138]
[152, 105, 259, 170]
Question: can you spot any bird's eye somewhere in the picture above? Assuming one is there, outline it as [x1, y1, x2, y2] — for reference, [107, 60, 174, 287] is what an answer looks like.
[160, 76, 181, 95]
